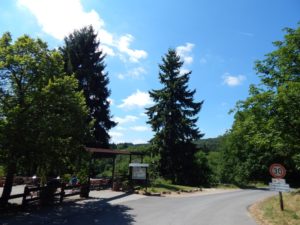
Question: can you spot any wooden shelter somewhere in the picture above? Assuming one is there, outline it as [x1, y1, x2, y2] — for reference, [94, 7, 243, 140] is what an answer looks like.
[85, 147, 145, 188]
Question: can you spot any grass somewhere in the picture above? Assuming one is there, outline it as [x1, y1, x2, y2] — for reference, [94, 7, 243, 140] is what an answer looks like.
[136, 178, 199, 193]
[251, 189, 300, 225]
[213, 183, 239, 189]
[213, 182, 268, 189]
[147, 183, 197, 193]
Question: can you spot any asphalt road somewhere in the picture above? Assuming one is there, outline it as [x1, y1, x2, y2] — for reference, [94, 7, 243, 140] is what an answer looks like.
[0, 189, 275, 225]
[123, 189, 275, 225]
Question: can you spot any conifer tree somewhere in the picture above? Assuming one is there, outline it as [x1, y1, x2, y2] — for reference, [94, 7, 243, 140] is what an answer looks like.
[146, 49, 204, 183]
[61, 26, 116, 148]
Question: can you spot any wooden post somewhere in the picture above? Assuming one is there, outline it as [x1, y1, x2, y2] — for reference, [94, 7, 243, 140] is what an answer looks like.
[279, 191, 284, 211]
[22, 186, 29, 206]
[129, 154, 132, 182]
[111, 156, 116, 189]
[88, 155, 93, 190]
[60, 183, 65, 203]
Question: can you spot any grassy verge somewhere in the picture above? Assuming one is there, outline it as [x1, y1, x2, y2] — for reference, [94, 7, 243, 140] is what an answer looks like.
[212, 182, 267, 189]
[250, 190, 300, 225]
[147, 183, 198, 193]
[136, 178, 199, 193]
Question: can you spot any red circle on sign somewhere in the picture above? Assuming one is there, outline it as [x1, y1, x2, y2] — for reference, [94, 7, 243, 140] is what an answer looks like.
[269, 163, 286, 178]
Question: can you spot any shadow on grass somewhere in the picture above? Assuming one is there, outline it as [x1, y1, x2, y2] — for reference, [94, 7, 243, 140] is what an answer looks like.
[152, 183, 182, 191]
[235, 184, 269, 191]
[0, 194, 136, 225]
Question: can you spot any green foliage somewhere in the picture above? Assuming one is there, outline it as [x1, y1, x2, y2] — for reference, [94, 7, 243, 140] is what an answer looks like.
[146, 49, 204, 184]
[193, 151, 212, 186]
[221, 24, 300, 185]
[115, 155, 130, 177]
[207, 151, 222, 184]
[0, 32, 90, 203]
[92, 158, 113, 178]
[77, 168, 89, 185]
[29, 75, 89, 181]
[0, 166, 4, 177]
[62, 174, 72, 183]
[194, 136, 223, 153]
[0, 32, 70, 190]
[61, 26, 116, 148]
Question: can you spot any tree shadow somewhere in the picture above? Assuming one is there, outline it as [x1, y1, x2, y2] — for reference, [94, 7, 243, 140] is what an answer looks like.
[0, 194, 136, 225]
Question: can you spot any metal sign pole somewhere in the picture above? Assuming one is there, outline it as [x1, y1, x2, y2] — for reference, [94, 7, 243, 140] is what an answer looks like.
[269, 163, 289, 211]
[279, 191, 284, 211]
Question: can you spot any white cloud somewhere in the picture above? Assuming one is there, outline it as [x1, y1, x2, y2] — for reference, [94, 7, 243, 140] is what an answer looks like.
[114, 115, 138, 125]
[176, 43, 195, 65]
[131, 139, 148, 144]
[109, 130, 125, 143]
[180, 68, 191, 75]
[118, 90, 153, 109]
[100, 44, 115, 57]
[107, 98, 114, 106]
[117, 66, 147, 80]
[18, 0, 147, 63]
[184, 56, 193, 65]
[117, 34, 148, 63]
[130, 126, 150, 132]
[117, 74, 125, 80]
[109, 131, 123, 138]
[140, 112, 147, 117]
[222, 73, 246, 86]
[115, 126, 126, 131]
[18, 0, 103, 40]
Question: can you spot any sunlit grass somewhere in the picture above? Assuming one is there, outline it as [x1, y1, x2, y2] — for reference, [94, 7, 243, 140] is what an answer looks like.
[254, 190, 300, 225]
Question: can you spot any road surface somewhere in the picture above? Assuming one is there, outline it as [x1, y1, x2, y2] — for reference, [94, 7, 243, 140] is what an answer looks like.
[0, 189, 275, 225]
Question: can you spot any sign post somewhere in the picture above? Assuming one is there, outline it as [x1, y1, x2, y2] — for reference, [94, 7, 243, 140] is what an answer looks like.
[129, 163, 149, 191]
[269, 164, 289, 211]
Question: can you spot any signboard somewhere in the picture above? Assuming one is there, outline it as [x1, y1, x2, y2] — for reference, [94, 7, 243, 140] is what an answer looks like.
[269, 164, 289, 211]
[129, 163, 149, 180]
[132, 167, 147, 180]
[269, 182, 290, 192]
[269, 163, 286, 178]
[272, 178, 286, 184]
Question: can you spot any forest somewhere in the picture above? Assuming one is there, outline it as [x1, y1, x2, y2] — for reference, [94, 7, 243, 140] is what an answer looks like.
[0, 23, 299, 206]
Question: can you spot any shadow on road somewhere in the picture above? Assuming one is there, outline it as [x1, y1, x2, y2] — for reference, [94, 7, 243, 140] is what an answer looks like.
[0, 194, 136, 225]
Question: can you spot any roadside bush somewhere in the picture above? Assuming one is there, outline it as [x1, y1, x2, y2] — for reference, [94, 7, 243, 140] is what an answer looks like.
[152, 177, 172, 185]
[0, 166, 4, 177]
[62, 174, 71, 183]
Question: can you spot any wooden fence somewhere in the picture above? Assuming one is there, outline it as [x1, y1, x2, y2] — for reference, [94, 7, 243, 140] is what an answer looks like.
[6, 183, 84, 206]
[5, 178, 111, 206]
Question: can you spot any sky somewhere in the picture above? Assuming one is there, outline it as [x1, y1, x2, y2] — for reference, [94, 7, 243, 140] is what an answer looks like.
[0, 0, 299, 144]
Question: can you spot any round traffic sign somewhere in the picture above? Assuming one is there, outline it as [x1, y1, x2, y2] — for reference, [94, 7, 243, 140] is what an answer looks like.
[269, 163, 286, 178]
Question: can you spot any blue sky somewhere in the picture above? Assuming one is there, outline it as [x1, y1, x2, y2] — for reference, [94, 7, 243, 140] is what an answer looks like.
[0, 0, 299, 144]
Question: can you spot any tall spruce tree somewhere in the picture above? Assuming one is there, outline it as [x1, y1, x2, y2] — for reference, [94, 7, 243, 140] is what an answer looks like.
[146, 49, 204, 183]
[61, 26, 116, 148]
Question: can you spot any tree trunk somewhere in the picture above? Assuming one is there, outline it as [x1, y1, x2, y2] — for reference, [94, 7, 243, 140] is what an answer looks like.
[0, 162, 16, 206]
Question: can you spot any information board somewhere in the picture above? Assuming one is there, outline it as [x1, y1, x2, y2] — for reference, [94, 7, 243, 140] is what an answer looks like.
[132, 167, 147, 180]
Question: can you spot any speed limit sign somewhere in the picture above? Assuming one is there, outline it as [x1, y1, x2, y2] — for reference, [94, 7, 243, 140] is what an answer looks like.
[269, 164, 286, 178]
